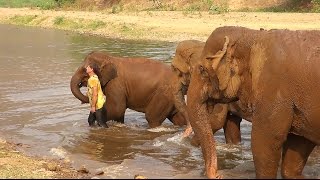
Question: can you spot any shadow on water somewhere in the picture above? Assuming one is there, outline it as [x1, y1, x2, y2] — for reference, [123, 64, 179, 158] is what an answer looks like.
[0, 24, 319, 178]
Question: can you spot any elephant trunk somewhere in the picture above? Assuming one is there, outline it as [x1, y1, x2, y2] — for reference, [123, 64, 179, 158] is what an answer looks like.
[187, 75, 219, 179]
[171, 75, 190, 121]
[70, 69, 89, 103]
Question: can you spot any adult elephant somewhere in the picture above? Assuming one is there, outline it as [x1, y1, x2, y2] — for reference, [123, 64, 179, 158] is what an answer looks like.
[187, 26, 320, 178]
[70, 51, 187, 128]
[171, 39, 243, 144]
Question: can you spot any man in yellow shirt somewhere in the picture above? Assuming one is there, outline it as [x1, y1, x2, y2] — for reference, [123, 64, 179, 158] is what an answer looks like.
[86, 63, 108, 128]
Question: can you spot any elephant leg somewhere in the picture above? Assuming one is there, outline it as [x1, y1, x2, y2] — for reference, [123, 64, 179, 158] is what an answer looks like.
[105, 94, 126, 123]
[168, 111, 187, 126]
[223, 113, 242, 144]
[281, 133, 316, 179]
[145, 96, 172, 128]
[190, 134, 200, 147]
[252, 105, 292, 178]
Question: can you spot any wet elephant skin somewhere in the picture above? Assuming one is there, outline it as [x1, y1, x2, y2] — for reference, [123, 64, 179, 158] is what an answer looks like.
[187, 26, 320, 178]
[171, 40, 245, 145]
[70, 51, 187, 128]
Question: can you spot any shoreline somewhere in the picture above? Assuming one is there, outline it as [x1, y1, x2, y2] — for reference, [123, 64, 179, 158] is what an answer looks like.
[1, 8, 320, 43]
[0, 137, 87, 178]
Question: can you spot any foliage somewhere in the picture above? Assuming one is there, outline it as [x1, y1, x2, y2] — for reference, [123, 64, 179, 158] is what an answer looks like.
[53, 16, 106, 30]
[0, 0, 75, 10]
[53, 16, 65, 25]
[55, 0, 75, 8]
[311, 0, 320, 12]
[9, 15, 37, 24]
[87, 20, 106, 30]
[0, 0, 319, 12]
[209, 4, 229, 14]
[111, 4, 124, 14]
[257, 0, 320, 12]
[183, 0, 228, 15]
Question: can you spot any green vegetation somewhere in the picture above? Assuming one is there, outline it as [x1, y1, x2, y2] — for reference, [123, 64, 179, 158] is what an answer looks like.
[111, 4, 124, 14]
[0, 0, 319, 13]
[53, 16, 106, 30]
[258, 0, 320, 12]
[9, 15, 37, 25]
[181, 0, 228, 16]
[0, 0, 74, 10]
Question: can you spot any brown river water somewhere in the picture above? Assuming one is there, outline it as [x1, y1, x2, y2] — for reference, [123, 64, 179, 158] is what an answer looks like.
[0, 24, 319, 179]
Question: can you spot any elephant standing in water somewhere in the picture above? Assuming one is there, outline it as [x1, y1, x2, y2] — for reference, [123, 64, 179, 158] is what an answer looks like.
[171, 39, 244, 144]
[70, 51, 187, 128]
[187, 26, 320, 178]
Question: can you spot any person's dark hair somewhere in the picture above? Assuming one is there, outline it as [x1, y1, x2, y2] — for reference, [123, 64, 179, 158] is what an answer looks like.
[88, 62, 102, 79]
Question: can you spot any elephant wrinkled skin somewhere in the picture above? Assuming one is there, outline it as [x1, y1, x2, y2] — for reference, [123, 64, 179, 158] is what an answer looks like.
[187, 26, 320, 178]
[70, 51, 187, 128]
[171, 40, 244, 144]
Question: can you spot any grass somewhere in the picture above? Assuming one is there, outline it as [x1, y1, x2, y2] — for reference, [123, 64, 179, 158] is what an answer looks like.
[0, 0, 74, 10]
[53, 16, 107, 30]
[9, 15, 37, 25]
[255, 0, 320, 13]
[0, 0, 319, 13]
[118, 23, 145, 37]
[0, 0, 56, 10]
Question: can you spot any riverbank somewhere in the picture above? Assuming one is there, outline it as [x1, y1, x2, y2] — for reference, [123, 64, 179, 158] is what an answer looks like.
[1, 8, 320, 42]
[0, 137, 90, 178]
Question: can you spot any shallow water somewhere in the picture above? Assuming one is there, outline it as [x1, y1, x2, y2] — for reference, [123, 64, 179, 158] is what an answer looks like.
[0, 24, 319, 179]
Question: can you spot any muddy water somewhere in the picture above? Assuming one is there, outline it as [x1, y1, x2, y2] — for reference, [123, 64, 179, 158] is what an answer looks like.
[0, 24, 319, 179]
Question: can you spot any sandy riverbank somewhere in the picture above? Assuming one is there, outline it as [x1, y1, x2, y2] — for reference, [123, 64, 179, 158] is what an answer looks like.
[1, 8, 320, 42]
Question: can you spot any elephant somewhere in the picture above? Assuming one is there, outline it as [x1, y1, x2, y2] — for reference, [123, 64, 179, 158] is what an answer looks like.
[171, 39, 243, 145]
[187, 26, 320, 178]
[70, 51, 188, 128]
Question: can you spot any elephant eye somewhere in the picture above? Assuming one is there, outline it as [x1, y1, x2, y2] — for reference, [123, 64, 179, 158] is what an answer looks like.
[199, 65, 204, 71]
[206, 56, 214, 61]
[171, 65, 178, 71]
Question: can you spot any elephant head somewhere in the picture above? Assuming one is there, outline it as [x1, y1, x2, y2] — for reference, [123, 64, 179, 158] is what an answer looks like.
[171, 40, 205, 88]
[170, 40, 205, 137]
[70, 51, 117, 103]
[198, 27, 260, 102]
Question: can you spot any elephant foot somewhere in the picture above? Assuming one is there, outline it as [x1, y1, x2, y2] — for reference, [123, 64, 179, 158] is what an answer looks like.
[207, 171, 222, 179]
[182, 124, 193, 138]
[190, 135, 200, 147]
[97, 122, 108, 128]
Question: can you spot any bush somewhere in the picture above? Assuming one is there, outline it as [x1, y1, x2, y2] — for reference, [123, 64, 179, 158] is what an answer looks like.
[0, 0, 75, 9]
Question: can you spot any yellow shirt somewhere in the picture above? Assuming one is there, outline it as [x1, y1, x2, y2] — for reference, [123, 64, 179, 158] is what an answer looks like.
[87, 75, 105, 109]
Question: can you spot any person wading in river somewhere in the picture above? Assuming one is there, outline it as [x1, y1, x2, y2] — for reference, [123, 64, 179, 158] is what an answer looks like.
[85, 63, 108, 128]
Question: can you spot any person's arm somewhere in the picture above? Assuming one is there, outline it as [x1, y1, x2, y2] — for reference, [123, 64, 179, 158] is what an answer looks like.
[90, 84, 98, 112]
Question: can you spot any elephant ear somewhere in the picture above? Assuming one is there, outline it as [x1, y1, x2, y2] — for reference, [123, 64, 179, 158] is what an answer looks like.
[100, 62, 117, 87]
[206, 36, 241, 98]
[205, 36, 229, 71]
[172, 54, 189, 74]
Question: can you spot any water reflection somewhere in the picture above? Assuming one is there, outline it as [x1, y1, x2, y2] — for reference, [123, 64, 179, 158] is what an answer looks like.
[68, 33, 176, 61]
